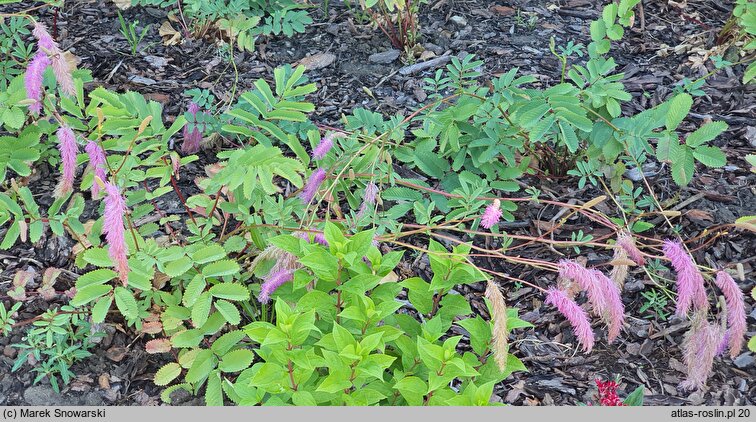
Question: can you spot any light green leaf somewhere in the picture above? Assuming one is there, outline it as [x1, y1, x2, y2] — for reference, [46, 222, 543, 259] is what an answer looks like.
[154, 362, 182, 386]
[209, 283, 249, 301]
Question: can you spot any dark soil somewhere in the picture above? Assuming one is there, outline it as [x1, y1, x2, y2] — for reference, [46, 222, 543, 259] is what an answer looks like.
[0, 0, 754, 406]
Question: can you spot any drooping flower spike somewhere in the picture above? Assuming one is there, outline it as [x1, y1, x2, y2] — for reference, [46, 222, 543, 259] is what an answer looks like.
[103, 182, 130, 284]
[680, 315, 722, 391]
[356, 181, 379, 219]
[589, 269, 625, 343]
[714, 270, 746, 358]
[181, 102, 202, 154]
[558, 260, 607, 317]
[32, 22, 75, 96]
[545, 287, 595, 353]
[54, 125, 79, 198]
[312, 133, 334, 160]
[616, 231, 645, 266]
[662, 240, 708, 317]
[258, 269, 294, 304]
[85, 141, 107, 198]
[485, 280, 509, 371]
[300, 168, 327, 204]
[24, 52, 51, 114]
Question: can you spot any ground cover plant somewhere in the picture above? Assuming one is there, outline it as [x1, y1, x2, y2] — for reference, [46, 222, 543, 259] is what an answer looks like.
[0, 0, 753, 407]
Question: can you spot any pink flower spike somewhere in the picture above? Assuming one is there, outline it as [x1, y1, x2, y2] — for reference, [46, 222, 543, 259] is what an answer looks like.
[714, 271, 746, 358]
[312, 134, 334, 160]
[259, 269, 294, 303]
[313, 233, 328, 246]
[617, 232, 645, 265]
[663, 240, 708, 317]
[680, 318, 722, 391]
[55, 125, 79, 198]
[32, 22, 57, 52]
[558, 259, 607, 316]
[590, 269, 625, 343]
[85, 141, 107, 198]
[103, 183, 129, 284]
[181, 102, 203, 154]
[545, 287, 595, 353]
[33, 22, 74, 97]
[481, 199, 503, 230]
[356, 182, 379, 219]
[25, 52, 50, 114]
[50, 54, 75, 96]
[300, 168, 326, 204]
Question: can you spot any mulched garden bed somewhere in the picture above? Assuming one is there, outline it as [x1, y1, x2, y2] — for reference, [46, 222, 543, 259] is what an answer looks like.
[0, 0, 754, 406]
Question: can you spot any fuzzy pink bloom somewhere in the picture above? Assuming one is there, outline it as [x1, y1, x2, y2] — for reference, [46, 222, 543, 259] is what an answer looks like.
[25, 52, 50, 114]
[50, 54, 75, 96]
[663, 240, 708, 317]
[680, 318, 722, 391]
[32, 22, 74, 97]
[312, 134, 334, 160]
[103, 183, 129, 284]
[714, 271, 747, 358]
[480, 199, 503, 230]
[356, 182, 379, 219]
[715, 330, 731, 357]
[617, 232, 645, 265]
[259, 269, 293, 303]
[181, 102, 202, 154]
[55, 125, 79, 197]
[294, 230, 328, 247]
[85, 141, 107, 197]
[558, 260, 607, 317]
[300, 168, 326, 204]
[589, 269, 625, 343]
[32, 22, 57, 51]
[313, 233, 328, 246]
[545, 287, 595, 353]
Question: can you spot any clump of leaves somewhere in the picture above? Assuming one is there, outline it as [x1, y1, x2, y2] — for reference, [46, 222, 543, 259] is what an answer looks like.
[153, 225, 530, 405]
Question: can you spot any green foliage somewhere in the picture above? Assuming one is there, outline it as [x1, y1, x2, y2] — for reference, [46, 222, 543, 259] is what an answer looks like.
[0, 302, 22, 336]
[117, 11, 152, 56]
[154, 224, 529, 405]
[11, 306, 103, 393]
[0, 17, 33, 90]
[130, 0, 312, 52]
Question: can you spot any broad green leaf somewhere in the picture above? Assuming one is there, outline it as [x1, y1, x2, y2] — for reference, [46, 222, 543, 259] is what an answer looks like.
[209, 283, 250, 301]
[154, 362, 182, 386]
[165, 256, 193, 277]
[71, 284, 112, 307]
[686, 121, 727, 148]
[219, 349, 255, 373]
[202, 259, 240, 278]
[692, 146, 726, 168]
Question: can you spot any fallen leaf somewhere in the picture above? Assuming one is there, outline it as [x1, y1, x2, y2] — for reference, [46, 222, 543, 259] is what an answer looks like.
[686, 209, 713, 222]
[98, 373, 111, 390]
[106, 346, 129, 362]
[296, 52, 336, 70]
[145, 338, 172, 354]
[112, 0, 131, 10]
[491, 5, 515, 16]
[159, 21, 182, 46]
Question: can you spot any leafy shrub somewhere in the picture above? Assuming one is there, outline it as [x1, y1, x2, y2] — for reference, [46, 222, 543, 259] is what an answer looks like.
[154, 225, 530, 405]
[131, 0, 312, 52]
